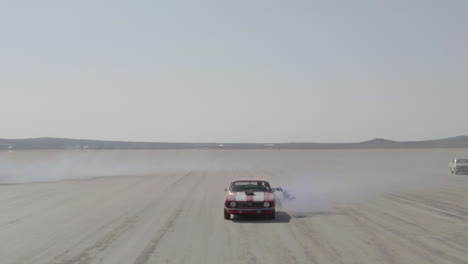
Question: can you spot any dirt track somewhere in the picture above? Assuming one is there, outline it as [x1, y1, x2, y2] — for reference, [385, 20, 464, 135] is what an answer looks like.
[1, 149, 468, 264]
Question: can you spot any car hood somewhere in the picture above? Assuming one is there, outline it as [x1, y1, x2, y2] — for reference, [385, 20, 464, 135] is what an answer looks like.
[225, 191, 275, 202]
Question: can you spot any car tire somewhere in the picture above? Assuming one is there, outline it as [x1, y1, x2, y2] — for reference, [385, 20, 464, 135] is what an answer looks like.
[268, 210, 276, 220]
[224, 209, 230, 220]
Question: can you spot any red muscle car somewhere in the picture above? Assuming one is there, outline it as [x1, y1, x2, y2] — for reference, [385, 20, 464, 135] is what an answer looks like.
[224, 179, 276, 220]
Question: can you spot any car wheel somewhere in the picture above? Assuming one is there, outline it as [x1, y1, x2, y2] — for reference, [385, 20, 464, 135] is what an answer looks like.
[224, 209, 231, 220]
[268, 210, 276, 220]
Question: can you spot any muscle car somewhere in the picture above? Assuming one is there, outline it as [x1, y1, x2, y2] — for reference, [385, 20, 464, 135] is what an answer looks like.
[224, 179, 276, 220]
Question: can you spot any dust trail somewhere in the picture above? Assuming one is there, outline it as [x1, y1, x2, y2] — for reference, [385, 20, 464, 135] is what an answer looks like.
[0, 150, 225, 184]
[275, 169, 444, 214]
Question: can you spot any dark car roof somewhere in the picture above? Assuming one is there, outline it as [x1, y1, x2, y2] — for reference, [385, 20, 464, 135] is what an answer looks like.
[231, 178, 269, 182]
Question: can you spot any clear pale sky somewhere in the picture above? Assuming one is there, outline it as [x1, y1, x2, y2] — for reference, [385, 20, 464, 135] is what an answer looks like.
[1, 0, 467, 143]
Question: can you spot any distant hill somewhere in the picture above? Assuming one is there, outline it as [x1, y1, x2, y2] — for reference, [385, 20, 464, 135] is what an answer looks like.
[0, 136, 468, 150]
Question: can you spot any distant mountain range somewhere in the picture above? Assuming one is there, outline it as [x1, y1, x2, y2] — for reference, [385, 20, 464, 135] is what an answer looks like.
[1, 136, 468, 150]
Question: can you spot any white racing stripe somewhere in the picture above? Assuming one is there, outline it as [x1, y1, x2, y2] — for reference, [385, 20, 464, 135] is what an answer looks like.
[253, 192, 265, 202]
[235, 192, 247, 202]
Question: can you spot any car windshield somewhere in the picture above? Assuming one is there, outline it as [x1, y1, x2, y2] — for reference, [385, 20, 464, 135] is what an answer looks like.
[456, 159, 468, 164]
[230, 181, 271, 192]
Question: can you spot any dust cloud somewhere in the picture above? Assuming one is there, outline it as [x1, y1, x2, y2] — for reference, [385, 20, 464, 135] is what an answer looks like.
[0, 150, 211, 184]
[255, 148, 461, 214]
[275, 171, 440, 213]
[0, 149, 459, 215]
[274, 160, 450, 214]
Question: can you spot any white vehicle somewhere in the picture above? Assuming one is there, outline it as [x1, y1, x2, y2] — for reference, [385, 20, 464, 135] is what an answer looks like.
[449, 159, 468, 174]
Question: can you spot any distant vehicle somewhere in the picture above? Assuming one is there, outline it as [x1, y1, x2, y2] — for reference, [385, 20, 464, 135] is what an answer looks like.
[224, 179, 277, 220]
[449, 159, 468, 174]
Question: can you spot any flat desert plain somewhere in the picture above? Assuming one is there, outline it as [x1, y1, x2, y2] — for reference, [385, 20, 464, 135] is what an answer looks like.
[1, 149, 468, 264]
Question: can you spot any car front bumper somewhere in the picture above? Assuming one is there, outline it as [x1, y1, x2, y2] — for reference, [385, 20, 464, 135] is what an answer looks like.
[225, 207, 274, 215]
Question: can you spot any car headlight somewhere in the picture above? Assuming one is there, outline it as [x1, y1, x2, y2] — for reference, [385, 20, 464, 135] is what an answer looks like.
[263, 202, 270, 208]
[229, 201, 236, 207]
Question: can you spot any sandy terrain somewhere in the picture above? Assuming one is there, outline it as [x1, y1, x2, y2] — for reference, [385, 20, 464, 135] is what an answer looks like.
[1, 149, 468, 264]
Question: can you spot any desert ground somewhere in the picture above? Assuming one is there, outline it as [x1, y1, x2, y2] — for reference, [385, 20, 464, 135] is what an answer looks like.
[1, 149, 468, 264]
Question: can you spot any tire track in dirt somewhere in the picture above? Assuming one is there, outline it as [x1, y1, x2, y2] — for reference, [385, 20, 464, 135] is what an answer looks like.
[290, 218, 342, 264]
[343, 208, 397, 263]
[388, 194, 468, 220]
[132, 172, 205, 264]
[52, 171, 195, 264]
[0, 176, 150, 231]
[347, 207, 468, 264]
[378, 196, 468, 254]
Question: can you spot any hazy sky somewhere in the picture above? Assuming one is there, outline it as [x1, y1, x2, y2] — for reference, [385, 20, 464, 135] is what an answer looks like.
[1, 0, 467, 143]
